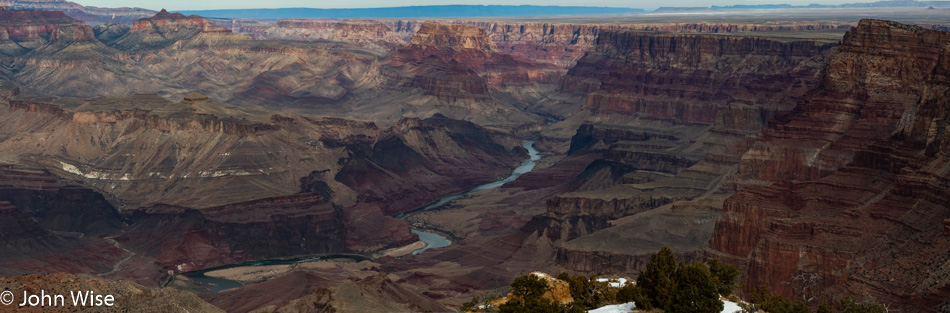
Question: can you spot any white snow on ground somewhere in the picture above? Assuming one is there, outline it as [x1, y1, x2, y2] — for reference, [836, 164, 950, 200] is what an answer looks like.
[587, 302, 636, 313]
[586, 299, 743, 313]
[595, 277, 629, 288]
[722, 299, 742, 313]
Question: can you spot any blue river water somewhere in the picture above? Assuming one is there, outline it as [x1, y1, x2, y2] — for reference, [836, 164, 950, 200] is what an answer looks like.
[182, 141, 541, 292]
[182, 254, 366, 293]
[406, 141, 540, 254]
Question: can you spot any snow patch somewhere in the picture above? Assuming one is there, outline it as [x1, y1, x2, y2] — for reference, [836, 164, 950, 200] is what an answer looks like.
[722, 300, 742, 313]
[587, 299, 742, 313]
[595, 277, 628, 288]
[587, 302, 635, 313]
[197, 169, 257, 178]
[60, 162, 131, 180]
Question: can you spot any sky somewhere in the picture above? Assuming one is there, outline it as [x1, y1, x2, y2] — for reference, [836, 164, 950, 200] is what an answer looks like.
[72, 0, 863, 11]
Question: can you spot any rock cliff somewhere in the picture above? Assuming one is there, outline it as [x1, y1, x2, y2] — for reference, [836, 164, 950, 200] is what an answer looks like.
[738, 20, 950, 182]
[709, 20, 950, 312]
[555, 30, 836, 124]
[382, 20, 852, 69]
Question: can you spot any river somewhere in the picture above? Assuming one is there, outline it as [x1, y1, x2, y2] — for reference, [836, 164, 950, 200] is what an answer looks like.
[181, 141, 541, 292]
[181, 254, 368, 293]
[404, 140, 540, 254]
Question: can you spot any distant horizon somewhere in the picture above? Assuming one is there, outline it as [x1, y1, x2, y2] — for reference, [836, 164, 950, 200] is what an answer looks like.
[71, 0, 864, 11]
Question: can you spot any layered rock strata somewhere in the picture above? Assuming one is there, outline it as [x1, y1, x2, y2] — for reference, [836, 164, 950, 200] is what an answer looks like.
[709, 20, 950, 312]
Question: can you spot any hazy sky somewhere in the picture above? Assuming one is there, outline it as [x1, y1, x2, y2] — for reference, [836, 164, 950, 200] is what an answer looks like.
[72, 0, 862, 11]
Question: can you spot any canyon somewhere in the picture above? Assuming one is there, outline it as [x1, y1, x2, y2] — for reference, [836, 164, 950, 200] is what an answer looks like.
[0, 4, 947, 313]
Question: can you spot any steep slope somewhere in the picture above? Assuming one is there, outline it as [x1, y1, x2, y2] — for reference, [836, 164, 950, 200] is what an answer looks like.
[708, 20, 950, 312]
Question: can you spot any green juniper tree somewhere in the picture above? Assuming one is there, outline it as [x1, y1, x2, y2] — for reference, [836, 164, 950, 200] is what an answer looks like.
[668, 262, 723, 313]
[636, 246, 678, 310]
[707, 259, 740, 296]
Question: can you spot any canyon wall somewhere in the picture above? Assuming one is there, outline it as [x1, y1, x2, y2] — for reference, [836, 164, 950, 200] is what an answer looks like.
[709, 20, 950, 312]
[234, 19, 406, 52]
[558, 29, 836, 125]
[383, 20, 851, 69]
[507, 26, 840, 279]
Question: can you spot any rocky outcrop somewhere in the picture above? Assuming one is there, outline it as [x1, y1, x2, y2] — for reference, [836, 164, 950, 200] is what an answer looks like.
[107, 9, 244, 51]
[709, 20, 950, 312]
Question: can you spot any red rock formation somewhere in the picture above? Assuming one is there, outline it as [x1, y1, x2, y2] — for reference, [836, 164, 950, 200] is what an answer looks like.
[381, 20, 852, 69]
[559, 30, 835, 125]
[110, 9, 242, 51]
[0, 8, 83, 41]
[709, 20, 950, 312]
[129, 9, 228, 33]
[382, 22, 563, 105]
[6, 0, 156, 25]
[739, 20, 950, 182]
